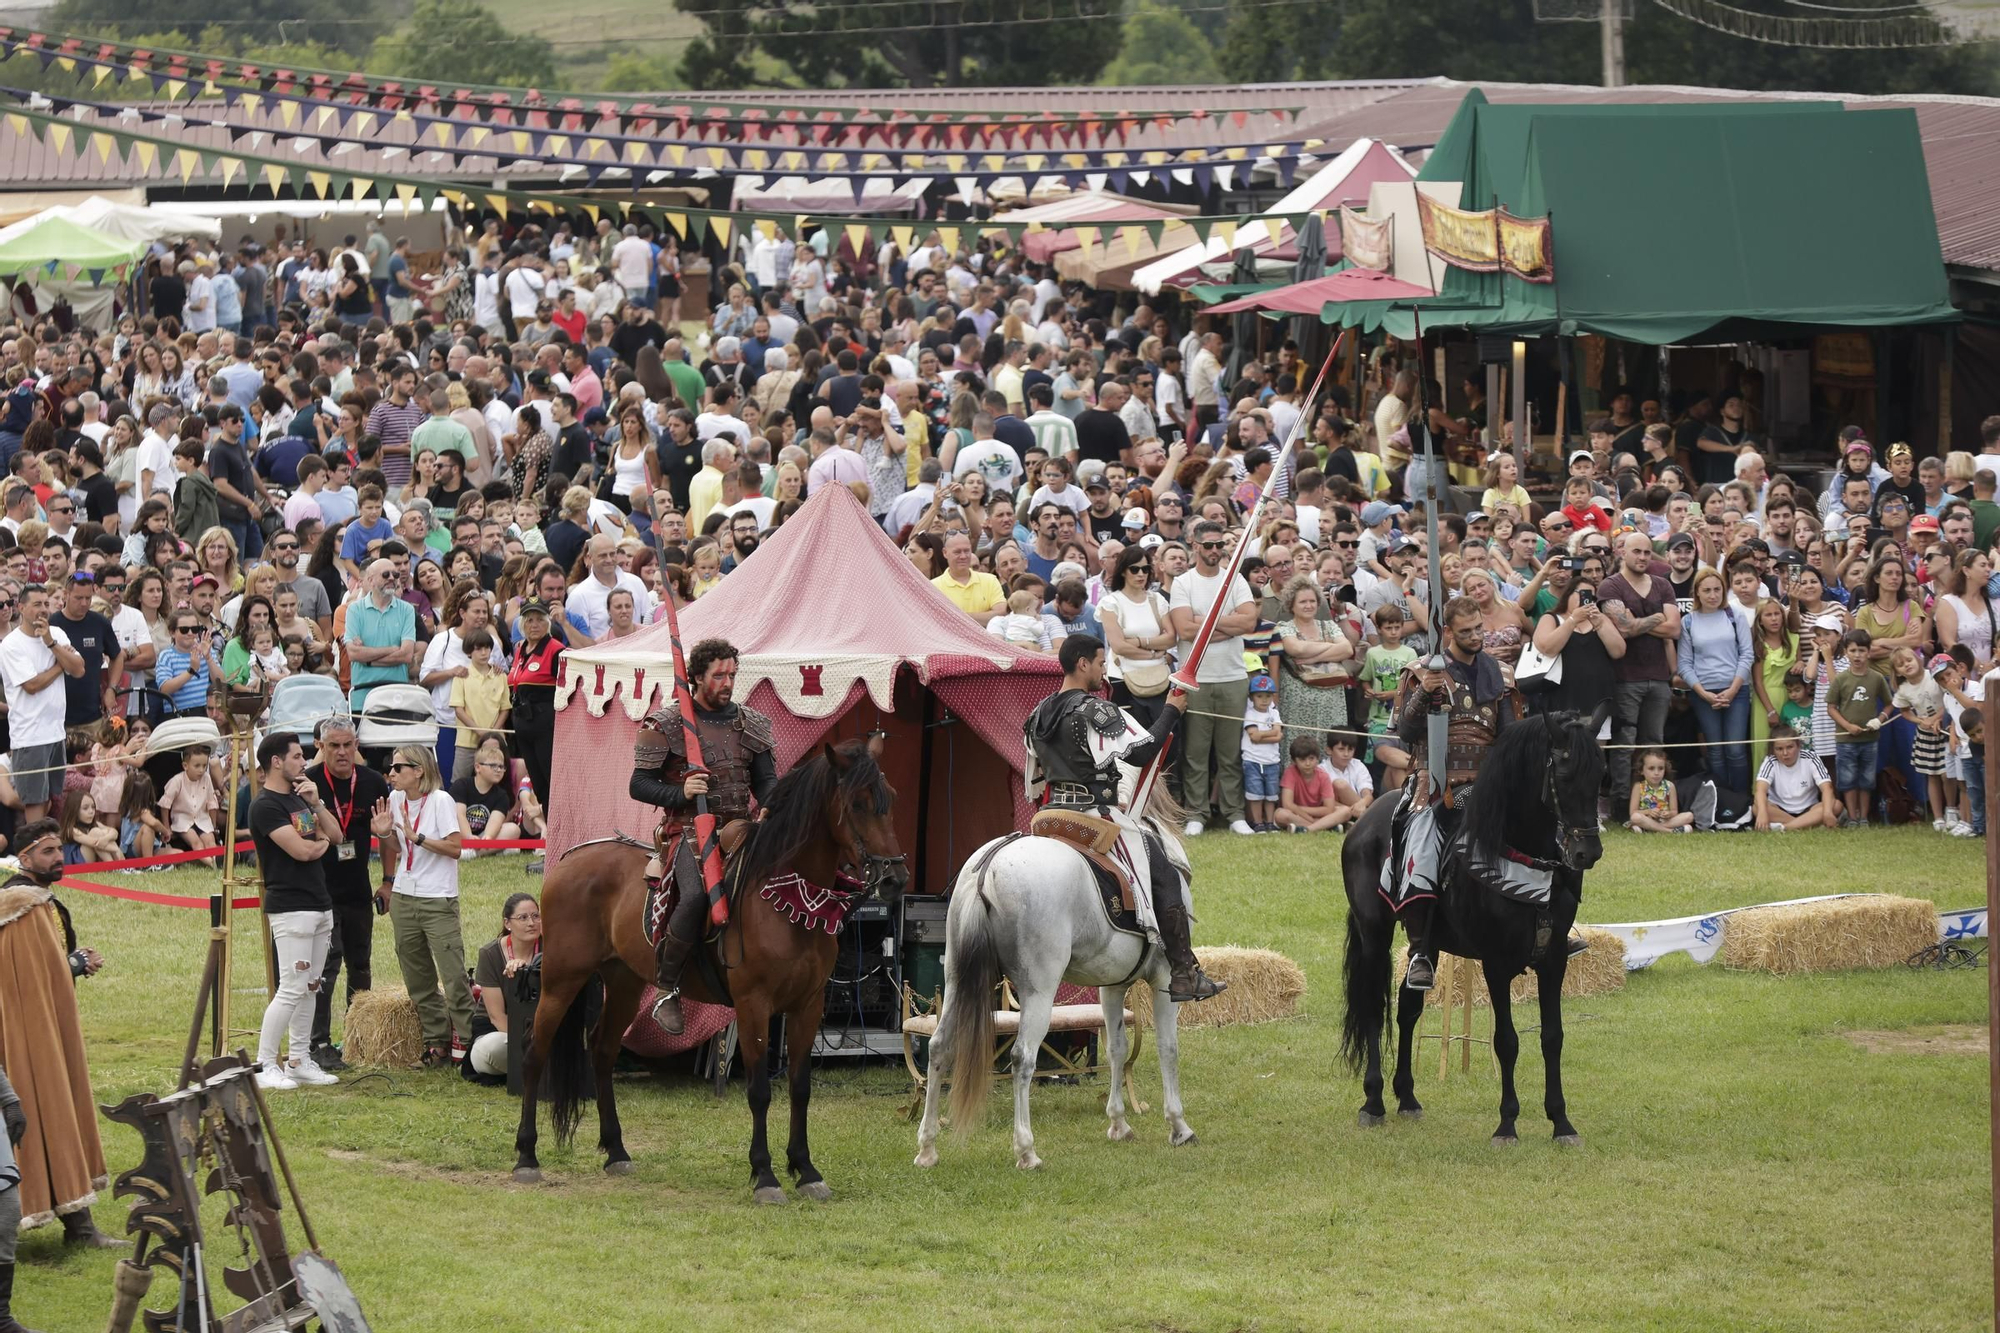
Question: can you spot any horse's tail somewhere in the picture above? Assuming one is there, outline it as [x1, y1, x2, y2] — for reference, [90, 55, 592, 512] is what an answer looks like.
[941, 889, 1002, 1139]
[1339, 907, 1390, 1075]
[545, 976, 598, 1148]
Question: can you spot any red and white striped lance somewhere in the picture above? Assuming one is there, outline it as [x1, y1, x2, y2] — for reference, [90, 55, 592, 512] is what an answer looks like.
[1128, 327, 1351, 816]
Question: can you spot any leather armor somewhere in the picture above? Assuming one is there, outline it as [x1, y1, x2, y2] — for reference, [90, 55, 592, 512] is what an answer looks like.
[632, 702, 775, 824]
[1025, 689, 1141, 807]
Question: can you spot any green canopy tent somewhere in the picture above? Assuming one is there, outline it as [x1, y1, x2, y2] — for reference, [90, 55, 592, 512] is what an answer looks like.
[0, 215, 143, 286]
[1328, 91, 1956, 343]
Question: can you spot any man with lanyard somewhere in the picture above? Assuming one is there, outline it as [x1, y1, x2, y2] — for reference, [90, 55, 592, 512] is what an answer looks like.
[507, 598, 564, 818]
[1386, 597, 1514, 991]
[0, 819, 118, 1254]
[307, 717, 390, 1073]
[628, 638, 776, 1034]
[1023, 635, 1224, 1003]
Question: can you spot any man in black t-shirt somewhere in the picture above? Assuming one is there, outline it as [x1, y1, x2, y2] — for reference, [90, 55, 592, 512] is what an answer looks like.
[248, 733, 338, 1090]
[49, 571, 119, 727]
[306, 717, 390, 1069]
[1074, 382, 1134, 467]
[71, 439, 119, 530]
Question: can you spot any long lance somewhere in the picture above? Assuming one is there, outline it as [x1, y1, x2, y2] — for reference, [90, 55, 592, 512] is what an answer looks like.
[1128, 326, 1350, 816]
[657, 581, 729, 927]
[1410, 309, 1448, 786]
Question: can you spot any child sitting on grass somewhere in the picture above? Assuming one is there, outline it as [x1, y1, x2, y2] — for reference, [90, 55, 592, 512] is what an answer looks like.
[1273, 735, 1348, 832]
[159, 743, 221, 853]
[58, 788, 121, 865]
[119, 772, 170, 862]
[1627, 748, 1694, 832]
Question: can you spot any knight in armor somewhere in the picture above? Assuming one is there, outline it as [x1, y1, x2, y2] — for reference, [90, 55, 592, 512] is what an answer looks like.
[1025, 635, 1225, 1003]
[629, 638, 777, 1034]
[1389, 597, 1513, 991]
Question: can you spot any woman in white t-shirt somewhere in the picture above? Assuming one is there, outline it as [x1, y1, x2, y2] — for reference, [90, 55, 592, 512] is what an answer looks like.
[1095, 545, 1175, 726]
[371, 745, 476, 1069]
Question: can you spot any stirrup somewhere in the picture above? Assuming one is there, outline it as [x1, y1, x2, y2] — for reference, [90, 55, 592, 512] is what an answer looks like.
[649, 988, 685, 1034]
[1404, 953, 1435, 991]
[1565, 929, 1588, 959]
[1168, 969, 1227, 1003]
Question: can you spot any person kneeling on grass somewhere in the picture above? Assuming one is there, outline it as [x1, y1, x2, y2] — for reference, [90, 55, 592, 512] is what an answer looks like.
[465, 892, 541, 1086]
[1754, 726, 1838, 832]
[1627, 748, 1694, 832]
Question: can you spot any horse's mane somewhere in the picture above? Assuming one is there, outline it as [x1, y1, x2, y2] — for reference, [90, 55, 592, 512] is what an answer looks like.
[1460, 712, 1593, 859]
[734, 739, 890, 886]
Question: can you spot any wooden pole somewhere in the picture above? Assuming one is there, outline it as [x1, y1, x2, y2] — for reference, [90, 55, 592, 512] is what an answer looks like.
[1985, 672, 1998, 1327]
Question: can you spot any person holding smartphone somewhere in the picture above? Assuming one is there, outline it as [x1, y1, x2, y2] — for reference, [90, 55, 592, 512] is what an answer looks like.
[306, 716, 389, 1072]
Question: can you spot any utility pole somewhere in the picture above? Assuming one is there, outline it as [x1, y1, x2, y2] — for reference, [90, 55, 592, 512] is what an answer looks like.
[1601, 0, 1626, 87]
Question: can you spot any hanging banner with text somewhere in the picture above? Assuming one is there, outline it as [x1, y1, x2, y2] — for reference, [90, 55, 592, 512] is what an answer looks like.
[1497, 207, 1555, 283]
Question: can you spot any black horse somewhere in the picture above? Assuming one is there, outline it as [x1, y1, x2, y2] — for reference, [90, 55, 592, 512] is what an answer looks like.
[1340, 704, 1608, 1145]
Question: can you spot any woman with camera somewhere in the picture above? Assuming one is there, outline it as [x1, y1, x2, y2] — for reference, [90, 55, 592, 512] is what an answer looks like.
[1528, 570, 1626, 716]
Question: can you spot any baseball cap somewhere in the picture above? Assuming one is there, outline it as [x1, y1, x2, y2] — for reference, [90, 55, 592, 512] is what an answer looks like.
[520, 597, 552, 618]
[1775, 548, 1806, 567]
[581, 407, 608, 425]
[1084, 477, 1109, 493]
[1812, 611, 1847, 632]
[1121, 508, 1148, 530]
[1909, 514, 1940, 534]
[191, 573, 219, 590]
[1666, 532, 1696, 551]
[1138, 533, 1164, 550]
[1568, 449, 1595, 467]
[1249, 673, 1276, 693]
[1929, 652, 1958, 677]
[1360, 501, 1405, 526]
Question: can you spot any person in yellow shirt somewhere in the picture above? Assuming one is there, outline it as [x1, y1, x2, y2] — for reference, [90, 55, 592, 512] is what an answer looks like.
[930, 531, 1006, 624]
[686, 437, 735, 534]
[448, 629, 511, 781]
[895, 380, 930, 488]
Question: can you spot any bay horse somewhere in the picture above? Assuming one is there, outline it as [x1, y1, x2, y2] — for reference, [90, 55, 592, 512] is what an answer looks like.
[914, 784, 1195, 1171]
[513, 740, 907, 1202]
[1339, 705, 1608, 1145]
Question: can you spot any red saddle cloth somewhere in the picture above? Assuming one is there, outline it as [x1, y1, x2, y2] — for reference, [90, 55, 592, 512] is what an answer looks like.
[758, 869, 867, 936]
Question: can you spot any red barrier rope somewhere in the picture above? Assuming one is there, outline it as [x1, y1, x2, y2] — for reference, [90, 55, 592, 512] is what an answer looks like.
[57, 837, 549, 907]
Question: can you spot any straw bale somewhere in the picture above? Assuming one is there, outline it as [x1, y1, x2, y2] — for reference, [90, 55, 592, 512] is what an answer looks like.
[1127, 946, 1307, 1030]
[341, 985, 425, 1067]
[1719, 895, 1939, 975]
[1389, 928, 1627, 1007]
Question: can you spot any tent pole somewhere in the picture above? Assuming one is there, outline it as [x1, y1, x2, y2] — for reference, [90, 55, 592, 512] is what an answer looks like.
[915, 693, 936, 895]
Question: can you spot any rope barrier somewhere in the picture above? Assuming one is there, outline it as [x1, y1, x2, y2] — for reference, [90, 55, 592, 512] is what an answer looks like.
[57, 836, 548, 908]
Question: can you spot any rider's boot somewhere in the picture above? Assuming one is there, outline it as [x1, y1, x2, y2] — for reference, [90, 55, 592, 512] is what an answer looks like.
[1153, 875, 1225, 1002]
[1566, 928, 1589, 958]
[1402, 901, 1436, 991]
[649, 890, 707, 1035]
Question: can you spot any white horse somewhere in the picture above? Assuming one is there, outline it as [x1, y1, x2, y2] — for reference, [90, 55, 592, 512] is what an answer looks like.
[913, 801, 1196, 1171]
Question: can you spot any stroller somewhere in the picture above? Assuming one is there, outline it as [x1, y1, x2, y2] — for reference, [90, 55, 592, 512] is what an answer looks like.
[356, 683, 439, 771]
[261, 674, 350, 762]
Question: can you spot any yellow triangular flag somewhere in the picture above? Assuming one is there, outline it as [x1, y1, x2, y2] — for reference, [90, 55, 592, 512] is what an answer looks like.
[757, 220, 777, 241]
[580, 204, 600, 225]
[395, 182, 419, 209]
[315, 106, 338, 129]
[1075, 225, 1099, 253]
[711, 216, 733, 247]
[132, 141, 157, 173]
[510, 131, 530, 153]
[486, 193, 509, 216]
[54, 56, 75, 73]
[1217, 220, 1238, 250]
[263, 163, 288, 193]
[706, 148, 729, 169]
[890, 225, 914, 252]
[545, 135, 569, 158]
[625, 140, 648, 164]
[48, 123, 71, 154]
[350, 177, 371, 201]
[466, 126, 489, 147]
[666, 144, 686, 166]
[1120, 225, 1143, 257]
[277, 101, 297, 128]
[937, 225, 961, 255]
[92, 65, 111, 87]
[218, 157, 241, 189]
[662, 211, 686, 238]
[176, 150, 201, 184]
[352, 112, 377, 138]
[307, 170, 332, 197]
[162, 77, 184, 99]
[845, 223, 868, 255]
[3, 114, 24, 135]
[944, 155, 965, 173]
[90, 132, 114, 164]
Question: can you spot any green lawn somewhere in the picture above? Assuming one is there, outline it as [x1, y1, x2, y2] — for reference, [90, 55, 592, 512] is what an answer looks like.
[19, 829, 1992, 1332]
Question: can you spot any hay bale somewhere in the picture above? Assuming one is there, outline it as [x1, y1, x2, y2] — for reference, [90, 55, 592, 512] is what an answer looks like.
[1719, 895, 1939, 975]
[341, 985, 424, 1067]
[1389, 928, 1627, 1007]
[1128, 946, 1307, 1030]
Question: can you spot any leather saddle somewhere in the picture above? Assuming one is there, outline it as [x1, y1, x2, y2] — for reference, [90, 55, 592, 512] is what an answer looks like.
[644, 818, 753, 949]
[1029, 808, 1137, 917]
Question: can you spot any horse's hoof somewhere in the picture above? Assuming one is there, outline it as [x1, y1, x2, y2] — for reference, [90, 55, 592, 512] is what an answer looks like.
[1107, 1121, 1135, 1142]
[913, 1146, 938, 1169]
[603, 1158, 635, 1176]
[1491, 1134, 1519, 1148]
[798, 1180, 833, 1202]
[512, 1167, 542, 1185]
[1169, 1127, 1198, 1147]
[1554, 1133, 1584, 1149]
[1398, 1107, 1424, 1121]
[1357, 1110, 1386, 1128]
[753, 1185, 789, 1206]
[1015, 1152, 1042, 1171]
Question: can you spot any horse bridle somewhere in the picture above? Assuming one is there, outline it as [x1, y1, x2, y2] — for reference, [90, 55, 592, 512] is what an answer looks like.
[1539, 713, 1590, 869]
[833, 797, 907, 895]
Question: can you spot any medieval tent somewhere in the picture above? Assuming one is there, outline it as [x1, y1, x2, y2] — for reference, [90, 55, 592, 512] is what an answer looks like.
[550, 483, 1062, 897]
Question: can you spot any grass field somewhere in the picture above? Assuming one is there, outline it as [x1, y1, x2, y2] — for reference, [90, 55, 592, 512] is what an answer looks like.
[475, 0, 703, 91]
[18, 828, 1992, 1332]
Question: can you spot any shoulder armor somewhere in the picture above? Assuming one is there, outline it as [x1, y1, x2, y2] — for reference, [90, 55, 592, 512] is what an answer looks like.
[737, 706, 775, 752]
[1079, 695, 1126, 739]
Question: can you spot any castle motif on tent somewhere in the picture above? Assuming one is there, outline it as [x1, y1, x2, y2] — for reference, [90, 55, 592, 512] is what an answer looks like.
[800, 664, 825, 696]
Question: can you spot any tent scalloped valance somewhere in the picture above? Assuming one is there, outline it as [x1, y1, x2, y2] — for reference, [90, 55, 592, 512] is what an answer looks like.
[556, 649, 1027, 722]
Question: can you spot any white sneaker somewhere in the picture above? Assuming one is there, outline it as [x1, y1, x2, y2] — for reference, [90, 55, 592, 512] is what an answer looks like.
[1768, 822, 1787, 833]
[1183, 820, 1204, 838]
[1934, 818, 1948, 832]
[1229, 819, 1257, 836]
[286, 1057, 339, 1087]
[1950, 821, 1978, 837]
[255, 1065, 298, 1091]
